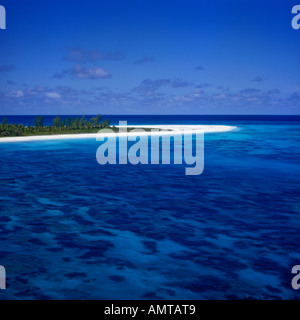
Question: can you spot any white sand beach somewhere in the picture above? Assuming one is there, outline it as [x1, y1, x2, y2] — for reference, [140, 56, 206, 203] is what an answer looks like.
[0, 125, 237, 143]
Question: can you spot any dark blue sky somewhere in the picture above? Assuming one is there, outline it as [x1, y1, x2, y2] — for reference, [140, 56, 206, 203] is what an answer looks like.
[0, 0, 299, 114]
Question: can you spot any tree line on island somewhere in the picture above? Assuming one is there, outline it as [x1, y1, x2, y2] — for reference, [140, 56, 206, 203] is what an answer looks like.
[0, 115, 114, 137]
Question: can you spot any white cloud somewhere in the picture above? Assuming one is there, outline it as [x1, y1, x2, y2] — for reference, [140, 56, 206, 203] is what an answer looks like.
[45, 92, 62, 99]
[5, 90, 24, 98]
[72, 64, 111, 79]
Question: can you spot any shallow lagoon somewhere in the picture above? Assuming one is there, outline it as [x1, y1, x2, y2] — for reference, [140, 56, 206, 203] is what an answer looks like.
[0, 117, 299, 299]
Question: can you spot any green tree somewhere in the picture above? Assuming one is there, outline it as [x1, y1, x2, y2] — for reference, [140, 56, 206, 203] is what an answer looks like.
[64, 117, 72, 128]
[72, 117, 80, 130]
[79, 116, 87, 129]
[95, 114, 102, 128]
[1, 117, 8, 125]
[33, 116, 44, 128]
[53, 116, 62, 129]
[101, 119, 110, 128]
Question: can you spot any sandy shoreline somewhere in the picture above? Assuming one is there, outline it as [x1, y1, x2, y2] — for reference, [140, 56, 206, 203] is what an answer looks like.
[0, 125, 237, 143]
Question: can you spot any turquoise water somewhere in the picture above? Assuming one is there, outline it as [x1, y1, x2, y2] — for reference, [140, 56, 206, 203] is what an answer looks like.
[0, 116, 299, 299]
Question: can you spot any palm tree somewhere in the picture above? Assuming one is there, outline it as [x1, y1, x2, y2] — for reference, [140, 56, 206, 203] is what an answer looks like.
[1, 117, 8, 125]
[79, 116, 87, 129]
[72, 117, 80, 130]
[33, 116, 45, 131]
[95, 114, 102, 128]
[53, 116, 62, 129]
[64, 117, 72, 128]
[101, 119, 110, 128]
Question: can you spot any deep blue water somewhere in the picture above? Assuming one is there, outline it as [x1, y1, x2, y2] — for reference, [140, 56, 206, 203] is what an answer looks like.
[2, 114, 300, 127]
[0, 115, 299, 300]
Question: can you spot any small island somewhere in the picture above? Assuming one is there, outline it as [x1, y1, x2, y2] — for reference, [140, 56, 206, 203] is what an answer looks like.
[0, 115, 158, 138]
[0, 115, 118, 137]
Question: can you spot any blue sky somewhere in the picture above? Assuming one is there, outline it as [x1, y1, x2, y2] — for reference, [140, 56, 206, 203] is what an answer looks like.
[0, 0, 299, 114]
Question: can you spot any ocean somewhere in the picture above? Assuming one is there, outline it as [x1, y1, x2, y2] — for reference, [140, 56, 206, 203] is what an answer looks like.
[0, 115, 299, 299]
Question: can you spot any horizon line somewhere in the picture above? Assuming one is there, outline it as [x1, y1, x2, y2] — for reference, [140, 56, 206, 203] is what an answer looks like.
[1, 114, 300, 117]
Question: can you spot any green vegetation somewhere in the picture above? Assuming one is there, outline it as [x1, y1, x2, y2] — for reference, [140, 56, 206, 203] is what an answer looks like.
[0, 115, 155, 138]
[0, 115, 115, 137]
